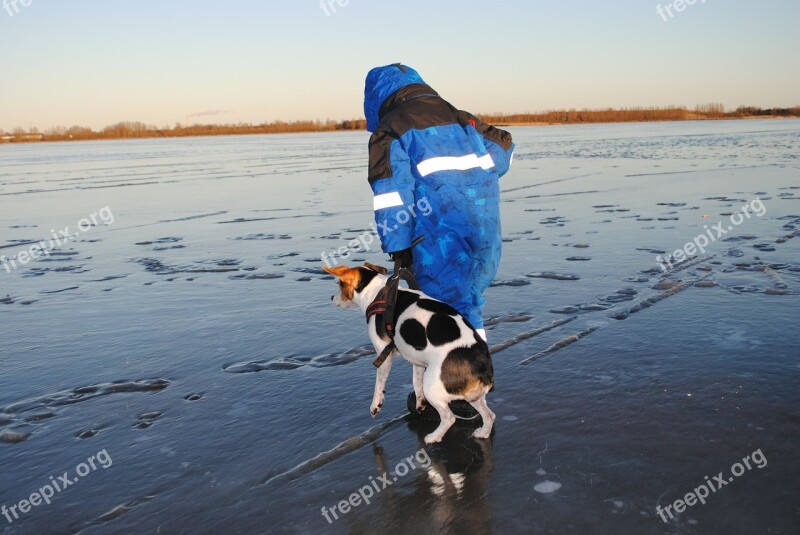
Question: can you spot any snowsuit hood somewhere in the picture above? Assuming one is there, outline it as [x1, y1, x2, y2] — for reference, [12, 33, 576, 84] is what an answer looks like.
[364, 64, 428, 132]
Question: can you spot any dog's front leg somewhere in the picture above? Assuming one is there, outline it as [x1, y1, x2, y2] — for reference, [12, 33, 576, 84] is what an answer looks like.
[413, 365, 427, 412]
[371, 350, 394, 417]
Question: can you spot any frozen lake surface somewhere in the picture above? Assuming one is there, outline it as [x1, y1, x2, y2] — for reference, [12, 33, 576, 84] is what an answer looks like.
[1, 120, 799, 534]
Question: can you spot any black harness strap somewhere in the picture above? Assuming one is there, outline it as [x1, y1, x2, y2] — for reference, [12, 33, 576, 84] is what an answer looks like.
[366, 237, 424, 368]
[372, 341, 396, 369]
[365, 288, 388, 321]
[382, 266, 419, 335]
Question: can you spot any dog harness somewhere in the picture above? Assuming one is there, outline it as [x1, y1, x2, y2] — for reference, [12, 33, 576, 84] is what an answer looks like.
[366, 237, 423, 368]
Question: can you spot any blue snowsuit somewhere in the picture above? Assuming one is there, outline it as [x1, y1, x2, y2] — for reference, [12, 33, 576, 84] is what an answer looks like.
[364, 64, 514, 330]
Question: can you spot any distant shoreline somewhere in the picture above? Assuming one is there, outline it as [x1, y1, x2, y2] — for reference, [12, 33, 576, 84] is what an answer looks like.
[2, 107, 797, 145]
[491, 116, 797, 127]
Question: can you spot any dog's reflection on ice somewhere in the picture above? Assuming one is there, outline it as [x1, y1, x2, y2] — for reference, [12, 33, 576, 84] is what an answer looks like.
[357, 422, 495, 533]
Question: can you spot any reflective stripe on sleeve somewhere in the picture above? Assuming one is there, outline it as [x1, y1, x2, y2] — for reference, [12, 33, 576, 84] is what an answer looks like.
[416, 153, 495, 177]
[373, 191, 404, 211]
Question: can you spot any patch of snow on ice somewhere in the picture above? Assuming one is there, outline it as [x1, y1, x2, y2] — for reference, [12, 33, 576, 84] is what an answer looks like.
[534, 481, 562, 494]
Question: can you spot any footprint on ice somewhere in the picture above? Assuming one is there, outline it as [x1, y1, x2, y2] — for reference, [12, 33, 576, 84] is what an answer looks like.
[534, 481, 562, 494]
[651, 280, 678, 290]
[535, 468, 547, 476]
[76, 428, 99, 439]
[0, 429, 31, 444]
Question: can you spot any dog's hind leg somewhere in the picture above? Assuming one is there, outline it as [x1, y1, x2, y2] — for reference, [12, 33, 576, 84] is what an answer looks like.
[412, 365, 427, 412]
[371, 350, 394, 417]
[468, 395, 496, 439]
[422, 374, 456, 444]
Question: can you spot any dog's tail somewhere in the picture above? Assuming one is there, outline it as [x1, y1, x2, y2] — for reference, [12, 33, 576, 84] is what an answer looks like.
[478, 347, 494, 392]
[475, 334, 494, 392]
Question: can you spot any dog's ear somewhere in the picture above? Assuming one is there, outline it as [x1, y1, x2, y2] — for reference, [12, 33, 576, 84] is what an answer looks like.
[322, 265, 350, 278]
[322, 265, 361, 288]
[363, 262, 388, 275]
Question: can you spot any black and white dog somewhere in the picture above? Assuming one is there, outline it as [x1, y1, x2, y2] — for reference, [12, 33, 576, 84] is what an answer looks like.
[323, 263, 495, 444]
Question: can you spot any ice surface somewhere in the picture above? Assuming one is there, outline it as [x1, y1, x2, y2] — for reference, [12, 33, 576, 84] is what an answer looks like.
[0, 121, 798, 533]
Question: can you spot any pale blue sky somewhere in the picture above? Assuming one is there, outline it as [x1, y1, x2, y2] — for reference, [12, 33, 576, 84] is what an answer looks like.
[1, 0, 798, 131]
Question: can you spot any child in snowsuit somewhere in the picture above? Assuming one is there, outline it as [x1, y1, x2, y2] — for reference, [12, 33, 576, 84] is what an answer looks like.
[364, 64, 514, 339]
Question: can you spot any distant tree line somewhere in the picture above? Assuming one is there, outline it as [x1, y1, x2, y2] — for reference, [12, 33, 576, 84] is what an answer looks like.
[2, 105, 798, 143]
[1, 119, 368, 142]
[479, 104, 800, 125]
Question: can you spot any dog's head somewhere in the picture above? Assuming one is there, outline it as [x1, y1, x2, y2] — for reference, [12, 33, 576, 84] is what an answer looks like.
[322, 262, 388, 308]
